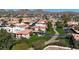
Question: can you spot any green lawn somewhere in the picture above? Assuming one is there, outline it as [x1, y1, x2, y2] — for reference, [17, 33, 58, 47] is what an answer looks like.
[56, 28, 65, 34]
[46, 29, 55, 34]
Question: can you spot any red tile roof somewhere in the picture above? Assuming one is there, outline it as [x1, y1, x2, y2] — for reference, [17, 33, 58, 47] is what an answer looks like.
[15, 23, 29, 28]
[37, 20, 48, 23]
[67, 21, 78, 26]
[72, 34, 79, 41]
[16, 29, 32, 35]
[22, 18, 31, 22]
[32, 25, 47, 29]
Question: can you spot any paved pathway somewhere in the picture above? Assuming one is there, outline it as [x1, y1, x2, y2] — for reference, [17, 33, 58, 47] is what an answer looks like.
[28, 47, 34, 50]
[43, 45, 73, 50]
[45, 28, 59, 45]
[28, 28, 60, 50]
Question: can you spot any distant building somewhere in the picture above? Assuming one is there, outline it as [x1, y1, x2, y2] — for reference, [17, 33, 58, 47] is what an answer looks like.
[7, 18, 19, 25]
[22, 18, 32, 24]
[14, 23, 29, 29]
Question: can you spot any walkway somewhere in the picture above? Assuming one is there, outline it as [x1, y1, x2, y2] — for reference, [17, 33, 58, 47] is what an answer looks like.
[43, 45, 73, 50]
[45, 28, 59, 45]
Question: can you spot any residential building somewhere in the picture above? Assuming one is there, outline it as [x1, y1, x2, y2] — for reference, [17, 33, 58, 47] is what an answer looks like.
[67, 21, 78, 28]
[14, 23, 29, 29]
[7, 18, 19, 25]
[22, 18, 32, 24]
[72, 34, 79, 41]
[32, 20, 48, 32]
[50, 18, 57, 28]
[16, 29, 32, 39]
[3, 27, 25, 33]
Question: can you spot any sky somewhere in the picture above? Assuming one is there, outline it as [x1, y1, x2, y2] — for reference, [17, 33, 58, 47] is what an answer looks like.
[45, 9, 79, 12]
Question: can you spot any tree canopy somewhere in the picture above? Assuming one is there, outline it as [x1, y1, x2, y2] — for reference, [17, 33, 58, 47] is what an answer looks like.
[0, 29, 15, 49]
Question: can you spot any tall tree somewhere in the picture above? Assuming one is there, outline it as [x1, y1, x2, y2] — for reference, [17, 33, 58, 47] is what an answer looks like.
[46, 21, 52, 31]
[19, 18, 23, 23]
[0, 29, 15, 50]
[61, 14, 71, 27]
[56, 21, 63, 28]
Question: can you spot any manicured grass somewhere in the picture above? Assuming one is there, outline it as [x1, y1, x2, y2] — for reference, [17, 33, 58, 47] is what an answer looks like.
[56, 28, 65, 34]
[46, 29, 55, 34]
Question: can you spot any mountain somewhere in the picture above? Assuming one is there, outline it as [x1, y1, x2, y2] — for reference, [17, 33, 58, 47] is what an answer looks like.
[0, 9, 79, 15]
[15, 9, 31, 14]
[0, 9, 7, 13]
[31, 9, 49, 14]
[13, 9, 49, 14]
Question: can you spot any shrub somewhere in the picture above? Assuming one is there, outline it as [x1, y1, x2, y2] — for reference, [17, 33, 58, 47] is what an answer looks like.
[12, 41, 28, 50]
[32, 40, 45, 50]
